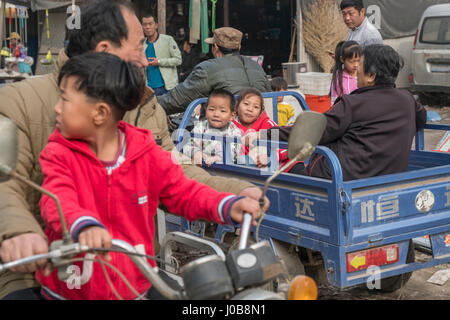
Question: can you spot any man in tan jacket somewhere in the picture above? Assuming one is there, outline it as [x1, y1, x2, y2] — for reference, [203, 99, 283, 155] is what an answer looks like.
[0, 0, 266, 299]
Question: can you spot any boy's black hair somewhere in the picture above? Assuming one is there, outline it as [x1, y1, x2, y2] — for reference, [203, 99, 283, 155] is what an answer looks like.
[340, 0, 364, 12]
[271, 77, 288, 91]
[236, 88, 265, 113]
[362, 44, 404, 86]
[141, 12, 158, 23]
[58, 52, 145, 121]
[206, 89, 237, 112]
[330, 40, 361, 97]
[66, 0, 136, 58]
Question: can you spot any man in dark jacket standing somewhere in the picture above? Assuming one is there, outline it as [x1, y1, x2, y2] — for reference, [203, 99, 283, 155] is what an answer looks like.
[157, 27, 271, 115]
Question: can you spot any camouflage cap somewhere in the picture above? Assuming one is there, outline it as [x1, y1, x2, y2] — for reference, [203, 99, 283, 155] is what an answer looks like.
[204, 27, 243, 49]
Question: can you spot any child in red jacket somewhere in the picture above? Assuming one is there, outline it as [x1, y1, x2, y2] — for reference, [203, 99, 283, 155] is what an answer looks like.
[36, 52, 260, 300]
[233, 88, 289, 169]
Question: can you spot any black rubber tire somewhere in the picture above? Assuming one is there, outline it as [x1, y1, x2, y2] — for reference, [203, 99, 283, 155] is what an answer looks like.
[418, 92, 443, 107]
[376, 240, 415, 293]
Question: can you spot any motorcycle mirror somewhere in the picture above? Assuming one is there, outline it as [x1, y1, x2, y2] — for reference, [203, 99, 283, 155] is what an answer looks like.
[0, 118, 18, 182]
[0, 117, 72, 244]
[287, 111, 327, 160]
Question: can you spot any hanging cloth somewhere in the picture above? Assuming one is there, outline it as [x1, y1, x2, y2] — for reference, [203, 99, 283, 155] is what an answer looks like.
[189, 0, 201, 44]
[200, 0, 209, 54]
[211, 0, 217, 32]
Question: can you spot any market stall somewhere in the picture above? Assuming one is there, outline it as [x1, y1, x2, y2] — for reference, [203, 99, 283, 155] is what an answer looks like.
[0, 1, 32, 80]
[1, 0, 83, 80]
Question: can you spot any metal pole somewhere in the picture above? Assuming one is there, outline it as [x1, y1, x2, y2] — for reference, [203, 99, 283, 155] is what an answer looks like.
[223, 0, 229, 27]
[24, 9, 27, 49]
[296, 0, 306, 63]
[157, 0, 166, 34]
[14, 8, 17, 37]
[0, 1, 5, 46]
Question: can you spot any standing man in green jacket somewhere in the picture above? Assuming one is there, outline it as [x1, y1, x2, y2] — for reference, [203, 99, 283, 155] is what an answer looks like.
[142, 13, 182, 96]
[157, 27, 272, 115]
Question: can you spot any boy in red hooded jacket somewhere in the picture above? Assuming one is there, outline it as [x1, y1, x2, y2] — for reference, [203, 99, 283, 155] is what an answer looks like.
[36, 52, 260, 300]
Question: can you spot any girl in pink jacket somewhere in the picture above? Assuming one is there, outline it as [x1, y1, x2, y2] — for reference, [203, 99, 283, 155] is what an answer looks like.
[330, 41, 361, 105]
[36, 52, 260, 300]
[233, 88, 289, 169]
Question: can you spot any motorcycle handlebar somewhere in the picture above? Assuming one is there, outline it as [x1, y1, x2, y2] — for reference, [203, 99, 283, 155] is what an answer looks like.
[0, 239, 184, 300]
[238, 213, 253, 250]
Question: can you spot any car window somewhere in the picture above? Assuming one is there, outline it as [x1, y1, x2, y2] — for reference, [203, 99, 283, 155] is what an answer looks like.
[420, 16, 450, 44]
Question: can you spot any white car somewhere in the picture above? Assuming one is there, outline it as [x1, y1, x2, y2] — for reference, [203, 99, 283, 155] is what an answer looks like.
[410, 4, 450, 105]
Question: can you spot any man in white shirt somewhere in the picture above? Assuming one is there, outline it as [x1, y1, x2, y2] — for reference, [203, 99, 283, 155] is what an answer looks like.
[340, 0, 383, 48]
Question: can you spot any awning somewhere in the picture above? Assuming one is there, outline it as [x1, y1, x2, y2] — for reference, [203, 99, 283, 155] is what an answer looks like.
[1, 0, 84, 11]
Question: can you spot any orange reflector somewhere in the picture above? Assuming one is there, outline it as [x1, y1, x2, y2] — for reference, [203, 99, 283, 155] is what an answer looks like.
[346, 244, 399, 273]
[445, 235, 450, 246]
[288, 275, 318, 300]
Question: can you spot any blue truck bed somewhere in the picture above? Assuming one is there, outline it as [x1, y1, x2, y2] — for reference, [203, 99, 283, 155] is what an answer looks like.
[168, 91, 450, 289]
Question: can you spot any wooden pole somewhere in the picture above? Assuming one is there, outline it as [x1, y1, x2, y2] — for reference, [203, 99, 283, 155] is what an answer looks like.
[158, 0, 166, 34]
[296, 0, 306, 63]
[0, 1, 5, 47]
[223, 0, 229, 27]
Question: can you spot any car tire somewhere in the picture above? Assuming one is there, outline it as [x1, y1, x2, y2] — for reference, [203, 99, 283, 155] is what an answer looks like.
[418, 92, 442, 107]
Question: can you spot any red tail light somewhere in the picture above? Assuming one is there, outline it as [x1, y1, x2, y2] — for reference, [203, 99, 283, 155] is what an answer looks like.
[408, 73, 414, 83]
[346, 244, 399, 273]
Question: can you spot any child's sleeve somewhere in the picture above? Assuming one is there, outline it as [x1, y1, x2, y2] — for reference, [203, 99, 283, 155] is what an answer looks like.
[261, 117, 277, 130]
[153, 145, 241, 226]
[229, 126, 243, 162]
[286, 104, 296, 125]
[183, 122, 203, 158]
[39, 144, 106, 242]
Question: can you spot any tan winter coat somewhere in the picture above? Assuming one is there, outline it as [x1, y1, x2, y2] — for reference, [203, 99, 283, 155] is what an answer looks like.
[0, 50, 253, 298]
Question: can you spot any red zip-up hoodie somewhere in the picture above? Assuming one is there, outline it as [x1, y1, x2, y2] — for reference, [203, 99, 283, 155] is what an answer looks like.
[233, 111, 289, 168]
[36, 121, 240, 300]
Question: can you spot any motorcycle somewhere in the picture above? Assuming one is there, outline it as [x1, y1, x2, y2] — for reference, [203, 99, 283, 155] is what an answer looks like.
[0, 111, 326, 300]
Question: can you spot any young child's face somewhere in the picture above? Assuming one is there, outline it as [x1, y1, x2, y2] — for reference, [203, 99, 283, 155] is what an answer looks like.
[205, 96, 235, 129]
[276, 88, 286, 103]
[342, 54, 360, 76]
[54, 76, 96, 140]
[237, 94, 263, 127]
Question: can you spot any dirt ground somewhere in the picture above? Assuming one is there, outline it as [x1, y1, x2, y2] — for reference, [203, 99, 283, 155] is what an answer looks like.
[319, 105, 450, 300]
[422, 105, 450, 151]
